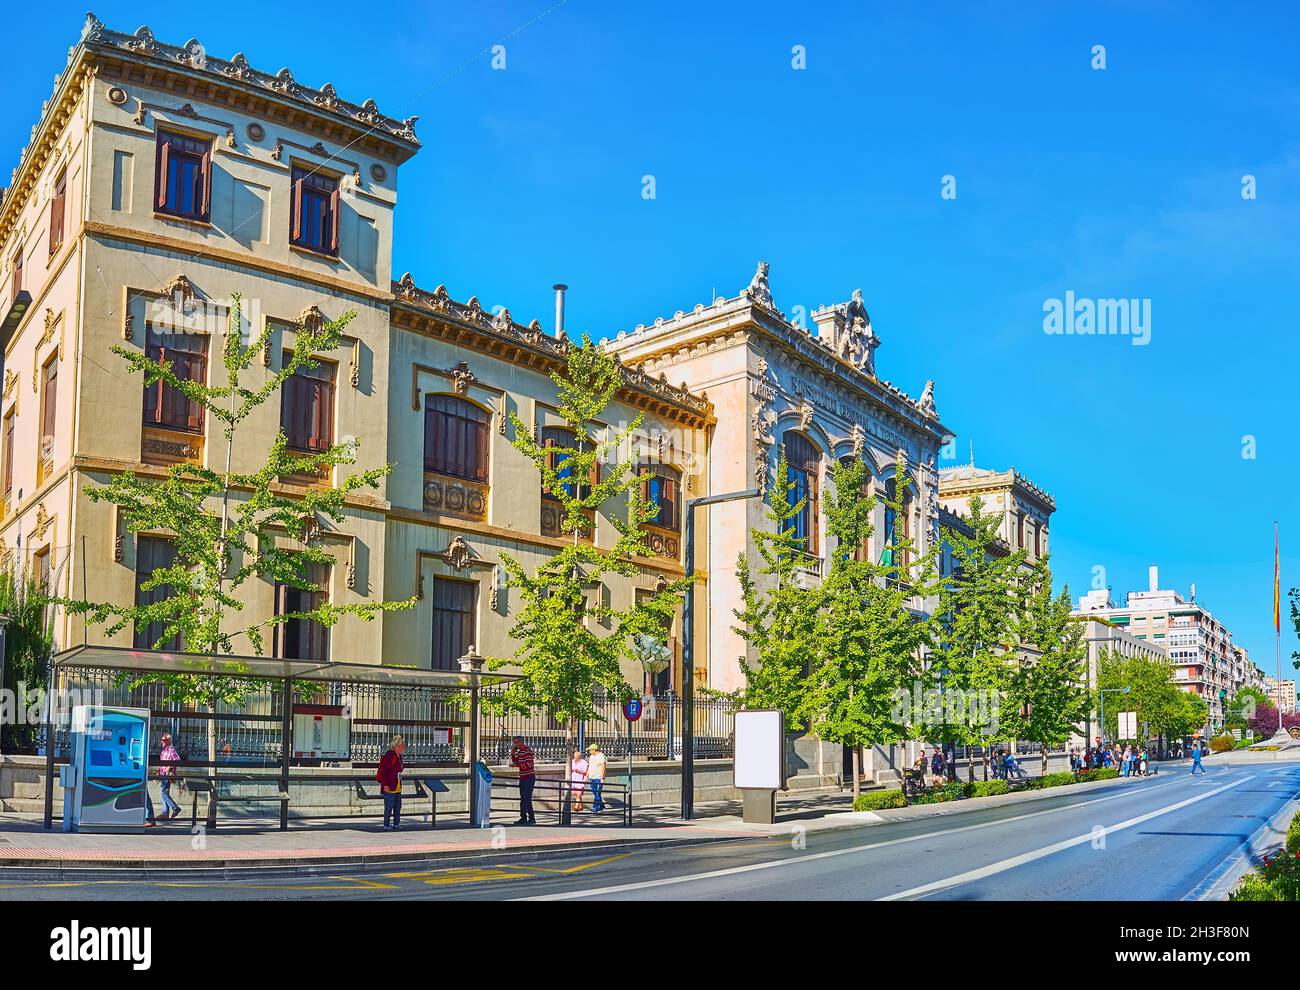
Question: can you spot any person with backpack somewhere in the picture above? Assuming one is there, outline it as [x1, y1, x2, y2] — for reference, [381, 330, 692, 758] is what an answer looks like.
[376, 735, 406, 831]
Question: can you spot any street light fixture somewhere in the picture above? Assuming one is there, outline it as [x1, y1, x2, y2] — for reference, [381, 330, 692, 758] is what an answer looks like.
[680, 487, 760, 821]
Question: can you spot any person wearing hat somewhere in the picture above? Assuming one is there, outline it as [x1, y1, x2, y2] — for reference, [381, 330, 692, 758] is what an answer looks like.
[586, 743, 608, 813]
[145, 731, 183, 826]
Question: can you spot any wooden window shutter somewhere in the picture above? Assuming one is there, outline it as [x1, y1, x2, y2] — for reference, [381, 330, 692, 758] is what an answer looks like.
[200, 148, 212, 218]
[156, 139, 171, 209]
[291, 177, 304, 241]
[329, 185, 341, 253]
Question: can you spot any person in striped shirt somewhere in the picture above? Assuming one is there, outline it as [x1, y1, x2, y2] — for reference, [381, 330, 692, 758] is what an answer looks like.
[510, 736, 537, 825]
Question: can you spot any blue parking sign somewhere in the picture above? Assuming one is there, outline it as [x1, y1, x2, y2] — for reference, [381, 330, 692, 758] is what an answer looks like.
[624, 698, 643, 722]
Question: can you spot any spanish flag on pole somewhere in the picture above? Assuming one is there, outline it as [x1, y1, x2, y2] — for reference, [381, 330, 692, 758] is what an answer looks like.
[1275, 522, 1281, 634]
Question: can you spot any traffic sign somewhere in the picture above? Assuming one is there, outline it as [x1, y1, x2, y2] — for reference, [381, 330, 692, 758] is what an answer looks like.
[623, 698, 643, 722]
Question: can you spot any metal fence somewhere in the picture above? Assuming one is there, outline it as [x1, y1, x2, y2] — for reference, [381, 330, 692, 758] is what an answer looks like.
[43, 668, 734, 768]
[479, 688, 735, 765]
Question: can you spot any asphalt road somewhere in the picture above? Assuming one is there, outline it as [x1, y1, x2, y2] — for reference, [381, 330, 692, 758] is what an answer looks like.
[3, 759, 1297, 901]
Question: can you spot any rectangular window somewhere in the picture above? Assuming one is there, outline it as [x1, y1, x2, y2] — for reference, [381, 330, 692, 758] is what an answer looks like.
[143, 327, 208, 433]
[275, 561, 331, 661]
[39, 357, 57, 464]
[431, 577, 475, 672]
[10, 248, 22, 300]
[280, 356, 336, 453]
[2, 410, 13, 498]
[290, 166, 340, 256]
[155, 130, 212, 221]
[48, 168, 66, 256]
[35, 548, 51, 595]
[134, 536, 181, 651]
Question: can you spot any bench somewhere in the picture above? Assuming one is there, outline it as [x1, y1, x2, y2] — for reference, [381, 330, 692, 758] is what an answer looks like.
[182, 776, 290, 830]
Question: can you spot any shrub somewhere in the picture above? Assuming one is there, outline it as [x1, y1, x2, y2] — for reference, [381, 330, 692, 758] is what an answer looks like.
[1210, 734, 1235, 754]
[967, 780, 1009, 798]
[1075, 768, 1120, 783]
[908, 781, 967, 805]
[853, 789, 907, 812]
[1287, 812, 1300, 855]
[1014, 771, 1076, 791]
[1230, 874, 1282, 901]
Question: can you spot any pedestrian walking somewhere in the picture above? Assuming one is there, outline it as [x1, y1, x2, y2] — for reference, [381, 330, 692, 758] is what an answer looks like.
[586, 743, 608, 813]
[376, 734, 406, 831]
[510, 736, 537, 824]
[145, 731, 183, 827]
[1190, 742, 1206, 775]
[569, 748, 589, 813]
[930, 747, 946, 788]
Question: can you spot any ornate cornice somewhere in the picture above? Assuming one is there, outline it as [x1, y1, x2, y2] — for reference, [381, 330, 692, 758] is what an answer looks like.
[390, 274, 715, 429]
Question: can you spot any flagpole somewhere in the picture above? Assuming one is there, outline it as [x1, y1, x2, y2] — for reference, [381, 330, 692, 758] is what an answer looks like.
[1276, 521, 1284, 736]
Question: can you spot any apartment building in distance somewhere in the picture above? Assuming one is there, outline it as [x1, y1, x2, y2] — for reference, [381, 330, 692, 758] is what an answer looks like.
[1075, 566, 1259, 734]
[1265, 676, 1297, 715]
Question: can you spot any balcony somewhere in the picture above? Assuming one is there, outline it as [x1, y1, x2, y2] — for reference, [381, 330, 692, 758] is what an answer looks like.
[793, 551, 824, 588]
[541, 499, 593, 540]
[142, 425, 204, 469]
[423, 471, 487, 523]
[641, 522, 681, 560]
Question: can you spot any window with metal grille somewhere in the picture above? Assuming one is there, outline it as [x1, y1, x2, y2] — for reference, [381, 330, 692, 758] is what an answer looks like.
[290, 166, 340, 255]
[143, 326, 208, 433]
[431, 577, 476, 671]
[155, 130, 212, 221]
[424, 394, 489, 482]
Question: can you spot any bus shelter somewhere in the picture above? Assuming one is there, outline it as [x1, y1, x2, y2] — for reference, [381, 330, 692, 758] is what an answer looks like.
[42, 644, 521, 831]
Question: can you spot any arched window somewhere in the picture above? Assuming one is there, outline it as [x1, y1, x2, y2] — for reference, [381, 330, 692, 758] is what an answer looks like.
[784, 433, 819, 554]
[837, 455, 871, 561]
[883, 473, 912, 568]
[424, 394, 489, 482]
[640, 464, 682, 532]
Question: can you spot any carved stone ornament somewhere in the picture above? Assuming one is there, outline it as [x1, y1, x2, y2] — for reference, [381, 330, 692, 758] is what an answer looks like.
[442, 535, 473, 571]
[32, 502, 52, 541]
[918, 379, 937, 417]
[299, 305, 326, 333]
[448, 361, 476, 395]
[493, 307, 512, 332]
[395, 272, 420, 302]
[744, 260, 775, 310]
[798, 400, 815, 431]
[851, 423, 866, 457]
[163, 273, 197, 312]
[755, 448, 770, 497]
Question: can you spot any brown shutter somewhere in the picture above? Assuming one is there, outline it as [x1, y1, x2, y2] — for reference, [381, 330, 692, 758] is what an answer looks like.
[156, 139, 171, 209]
[291, 177, 304, 241]
[200, 147, 212, 218]
[185, 353, 206, 431]
[329, 185, 341, 253]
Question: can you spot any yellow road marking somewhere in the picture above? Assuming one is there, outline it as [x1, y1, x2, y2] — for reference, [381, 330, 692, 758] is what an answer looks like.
[385, 867, 536, 886]
[0, 876, 399, 892]
[506, 853, 630, 874]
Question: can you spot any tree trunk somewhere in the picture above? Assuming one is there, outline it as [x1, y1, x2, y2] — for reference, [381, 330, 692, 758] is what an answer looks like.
[851, 744, 861, 801]
[1041, 746, 1048, 777]
[967, 745, 976, 784]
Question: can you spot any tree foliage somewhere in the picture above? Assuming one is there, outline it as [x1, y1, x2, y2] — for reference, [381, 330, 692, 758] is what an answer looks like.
[488, 336, 686, 727]
[63, 294, 414, 717]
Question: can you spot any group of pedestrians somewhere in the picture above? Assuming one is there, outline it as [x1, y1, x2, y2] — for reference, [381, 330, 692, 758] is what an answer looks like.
[506, 737, 609, 825]
[1069, 743, 1154, 777]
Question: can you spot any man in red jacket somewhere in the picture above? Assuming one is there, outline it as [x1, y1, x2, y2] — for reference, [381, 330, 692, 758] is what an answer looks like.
[377, 735, 406, 831]
[510, 736, 537, 825]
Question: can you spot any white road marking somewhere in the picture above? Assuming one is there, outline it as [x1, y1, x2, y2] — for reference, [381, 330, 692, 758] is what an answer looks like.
[880, 776, 1248, 901]
[519, 774, 1187, 901]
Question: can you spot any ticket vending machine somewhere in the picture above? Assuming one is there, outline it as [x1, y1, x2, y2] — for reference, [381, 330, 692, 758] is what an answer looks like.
[63, 706, 151, 832]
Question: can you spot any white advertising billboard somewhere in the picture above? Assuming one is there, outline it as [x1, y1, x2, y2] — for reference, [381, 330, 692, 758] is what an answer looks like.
[733, 709, 785, 790]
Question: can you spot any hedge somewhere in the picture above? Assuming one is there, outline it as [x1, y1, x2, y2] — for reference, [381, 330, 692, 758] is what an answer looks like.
[1288, 811, 1300, 855]
[1074, 768, 1120, 783]
[853, 789, 908, 811]
[1210, 734, 1236, 754]
[967, 780, 1009, 798]
[1014, 771, 1077, 791]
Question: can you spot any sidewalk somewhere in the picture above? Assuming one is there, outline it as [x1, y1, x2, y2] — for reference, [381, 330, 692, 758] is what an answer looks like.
[0, 767, 1184, 877]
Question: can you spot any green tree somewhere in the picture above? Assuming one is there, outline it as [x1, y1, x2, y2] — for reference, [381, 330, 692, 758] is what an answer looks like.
[1004, 558, 1090, 775]
[65, 295, 414, 763]
[733, 452, 822, 731]
[488, 337, 685, 780]
[1094, 650, 1195, 749]
[1227, 686, 1269, 731]
[0, 563, 54, 753]
[809, 454, 937, 799]
[932, 495, 1028, 781]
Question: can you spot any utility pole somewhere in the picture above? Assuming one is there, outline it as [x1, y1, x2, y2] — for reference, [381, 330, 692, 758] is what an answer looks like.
[680, 488, 759, 820]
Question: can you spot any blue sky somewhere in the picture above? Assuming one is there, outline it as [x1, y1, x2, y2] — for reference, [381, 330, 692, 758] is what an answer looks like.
[5, 2, 1298, 675]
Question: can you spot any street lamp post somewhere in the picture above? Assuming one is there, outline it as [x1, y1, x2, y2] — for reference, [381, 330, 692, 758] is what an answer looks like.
[1099, 685, 1130, 746]
[681, 488, 759, 821]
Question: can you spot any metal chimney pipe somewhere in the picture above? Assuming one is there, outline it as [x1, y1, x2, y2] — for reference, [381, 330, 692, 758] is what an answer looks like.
[1148, 565, 1159, 592]
[553, 283, 568, 336]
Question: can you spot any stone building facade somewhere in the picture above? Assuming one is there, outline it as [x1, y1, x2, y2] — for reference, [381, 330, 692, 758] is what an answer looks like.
[0, 16, 711, 687]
